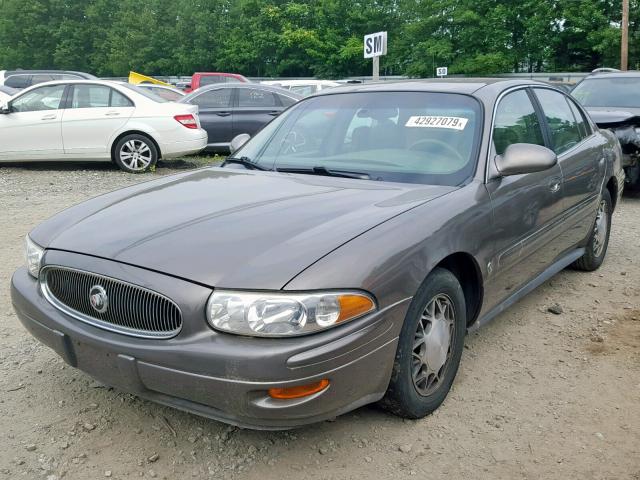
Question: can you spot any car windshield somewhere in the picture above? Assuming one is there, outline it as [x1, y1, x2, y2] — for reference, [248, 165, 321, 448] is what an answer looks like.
[119, 84, 168, 103]
[572, 77, 640, 108]
[236, 91, 481, 186]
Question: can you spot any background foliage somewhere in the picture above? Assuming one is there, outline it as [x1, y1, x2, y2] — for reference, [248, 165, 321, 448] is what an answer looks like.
[0, 0, 636, 77]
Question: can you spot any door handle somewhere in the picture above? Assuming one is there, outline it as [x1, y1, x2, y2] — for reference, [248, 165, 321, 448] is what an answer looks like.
[268, 111, 280, 116]
[41, 114, 56, 120]
[105, 111, 121, 117]
[549, 182, 561, 193]
[215, 111, 231, 117]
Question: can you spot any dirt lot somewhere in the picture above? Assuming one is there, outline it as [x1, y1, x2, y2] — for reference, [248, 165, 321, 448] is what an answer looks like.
[1, 160, 638, 480]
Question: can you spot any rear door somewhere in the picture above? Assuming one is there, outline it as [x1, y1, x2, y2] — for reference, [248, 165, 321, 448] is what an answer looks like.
[532, 88, 603, 246]
[0, 83, 66, 159]
[189, 87, 233, 148]
[232, 87, 283, 137]
[61, 84, 134, 156]
[484, 88, 566, 310]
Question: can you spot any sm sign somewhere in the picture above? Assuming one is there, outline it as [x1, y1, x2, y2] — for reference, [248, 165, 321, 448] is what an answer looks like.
[364, 31, 387, 58]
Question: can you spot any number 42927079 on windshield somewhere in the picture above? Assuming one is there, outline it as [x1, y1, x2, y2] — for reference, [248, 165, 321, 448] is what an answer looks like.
[405, 115, 469, 130]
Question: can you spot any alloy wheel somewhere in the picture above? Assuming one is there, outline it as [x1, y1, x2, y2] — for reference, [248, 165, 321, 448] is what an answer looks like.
[119, 140, 152, 171]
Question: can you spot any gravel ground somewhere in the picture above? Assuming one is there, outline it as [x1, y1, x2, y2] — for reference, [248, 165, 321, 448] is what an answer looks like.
[0, 160, 638, 480]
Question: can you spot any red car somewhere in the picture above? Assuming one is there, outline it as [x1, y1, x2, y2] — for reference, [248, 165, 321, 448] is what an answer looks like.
[184, 72, 249, 93]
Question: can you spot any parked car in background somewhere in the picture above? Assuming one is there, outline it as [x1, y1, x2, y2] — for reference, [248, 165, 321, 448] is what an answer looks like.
[572, 70, 640, 190]
[12, 79, 622, 429]
[184, 72, 249, 93]
[261, 79, 341, 97]
[0, 70, 96, 90]
[180, 83, 300, 152]
[0, 85, 17, 102]
[136, 84, 185, 102]
[0, 80, 206, 172]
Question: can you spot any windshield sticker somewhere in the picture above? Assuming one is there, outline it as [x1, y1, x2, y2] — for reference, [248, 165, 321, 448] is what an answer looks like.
[405, 116, 468, 130]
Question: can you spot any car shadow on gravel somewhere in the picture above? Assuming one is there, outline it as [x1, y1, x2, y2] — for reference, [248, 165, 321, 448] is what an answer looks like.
[0, 155, 224, 173]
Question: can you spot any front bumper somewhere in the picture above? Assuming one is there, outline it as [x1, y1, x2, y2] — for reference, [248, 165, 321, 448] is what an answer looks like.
[11, 253, 406, 430]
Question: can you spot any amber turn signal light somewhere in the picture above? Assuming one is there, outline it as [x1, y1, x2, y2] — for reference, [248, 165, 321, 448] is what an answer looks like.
[268, 379, 330, 399]
[337, 294, 375, 322]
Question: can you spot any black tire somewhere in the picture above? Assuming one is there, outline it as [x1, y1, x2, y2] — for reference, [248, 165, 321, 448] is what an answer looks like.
[625, 165, 640, 192]
[112, 134, 158, 173]
[380, 268, 466, 419]
[572, 189, 612, 271]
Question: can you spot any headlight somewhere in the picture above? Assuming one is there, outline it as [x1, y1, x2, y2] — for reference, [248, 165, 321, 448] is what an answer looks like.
[24, 235, 44, 278]
[206, 290, 376, 337]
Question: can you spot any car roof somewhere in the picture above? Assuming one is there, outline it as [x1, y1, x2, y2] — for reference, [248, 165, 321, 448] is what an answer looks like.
[4, 70, 96, 78]
[585, 71, 640, 79]
[321, 78, 549, 94]
[269, 79, 340, 86]
[19, 79, 119, 87]
[185, 83, 303, 99]
[139, 84, 183, 91]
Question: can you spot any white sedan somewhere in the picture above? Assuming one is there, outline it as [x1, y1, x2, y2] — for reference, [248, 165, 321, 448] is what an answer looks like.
[0, 80, 207, 172]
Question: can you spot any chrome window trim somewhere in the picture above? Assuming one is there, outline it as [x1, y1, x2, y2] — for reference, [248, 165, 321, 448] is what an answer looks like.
[39, 265, 183, 340]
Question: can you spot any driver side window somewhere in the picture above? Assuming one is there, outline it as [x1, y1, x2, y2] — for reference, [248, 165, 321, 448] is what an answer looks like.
[493, 89, 545, 155]
[11, 84, 67, 113]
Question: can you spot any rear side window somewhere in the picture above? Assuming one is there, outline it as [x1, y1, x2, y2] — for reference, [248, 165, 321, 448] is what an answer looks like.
[191, 88, 232, 108]
[567, 98, 591, 138]
[238, 88, 277, 107]
[278, 94, 297, 107]
[493, 89, 545, 155]
[71, 85, 133, 108]
[534, 89, 583, 154]
[30, 74, 54, 85]
[111, 89, 134, 107]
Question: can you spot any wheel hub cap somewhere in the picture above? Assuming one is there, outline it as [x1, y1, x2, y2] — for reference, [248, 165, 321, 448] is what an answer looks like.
[412, 293, 455, 396]
[593, 199, 608, 257]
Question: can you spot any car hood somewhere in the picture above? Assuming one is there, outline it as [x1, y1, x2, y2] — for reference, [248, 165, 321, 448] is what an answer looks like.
[585, 107, 640, 127]
[32, 168, 455, 289]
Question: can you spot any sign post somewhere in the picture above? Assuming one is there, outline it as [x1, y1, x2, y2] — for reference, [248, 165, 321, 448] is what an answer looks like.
[364, 31, 387, 81]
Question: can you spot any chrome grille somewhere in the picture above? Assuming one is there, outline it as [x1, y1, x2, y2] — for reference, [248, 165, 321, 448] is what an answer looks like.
[40, 266, 182, 339]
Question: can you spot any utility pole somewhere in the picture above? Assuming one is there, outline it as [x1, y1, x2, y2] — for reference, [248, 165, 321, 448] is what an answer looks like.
[622, 0, 629, 71]
[372, 56, 380, 81]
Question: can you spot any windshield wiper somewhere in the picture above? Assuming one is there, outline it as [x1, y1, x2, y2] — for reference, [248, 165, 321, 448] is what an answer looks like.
[277, 166, 371, 180]
[223, 156, 268, 171]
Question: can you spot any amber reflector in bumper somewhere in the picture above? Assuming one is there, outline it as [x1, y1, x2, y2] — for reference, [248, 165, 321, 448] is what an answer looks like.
[268, 379, 330, 399]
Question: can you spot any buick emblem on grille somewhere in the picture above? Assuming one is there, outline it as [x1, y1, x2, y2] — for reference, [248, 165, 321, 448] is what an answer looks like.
[89, 285, 109, 313]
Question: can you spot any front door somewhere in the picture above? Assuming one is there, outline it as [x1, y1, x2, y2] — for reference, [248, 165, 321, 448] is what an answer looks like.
[0, 83, 67, 160]
[484, 88, 566, 311]
[232, 87, 282, 137]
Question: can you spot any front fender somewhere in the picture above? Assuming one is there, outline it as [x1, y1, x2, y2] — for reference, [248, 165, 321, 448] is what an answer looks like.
[283, 182, 492, 313]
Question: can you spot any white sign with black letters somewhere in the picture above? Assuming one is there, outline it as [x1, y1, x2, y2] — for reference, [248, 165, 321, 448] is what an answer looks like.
[364, 31, 388, 58]
[436, 66, 448, 77]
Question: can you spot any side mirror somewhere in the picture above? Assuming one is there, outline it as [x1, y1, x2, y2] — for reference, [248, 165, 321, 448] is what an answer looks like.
[495, 143, 557, 176]
[229, 133, 250, 155]
[0, 103, 11, 114]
